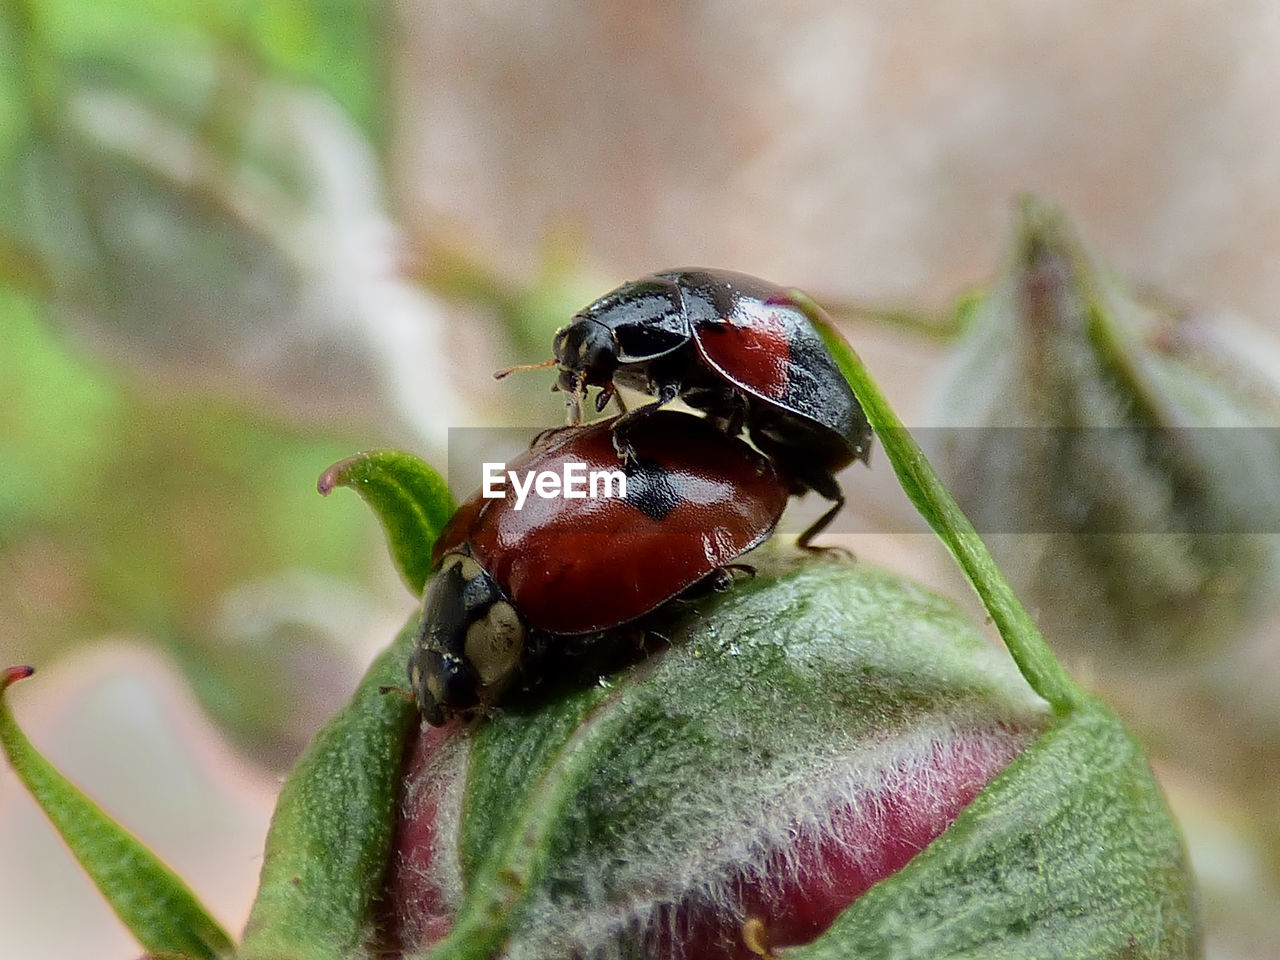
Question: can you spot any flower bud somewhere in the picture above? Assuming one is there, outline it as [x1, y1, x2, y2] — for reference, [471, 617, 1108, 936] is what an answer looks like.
[362, 560, 1197, 959]
[932, 198, 1280, 662]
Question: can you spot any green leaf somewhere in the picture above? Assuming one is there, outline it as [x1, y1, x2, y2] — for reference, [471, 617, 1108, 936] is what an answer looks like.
[0, 291, 382, 763]
[799, 292, 1086, 715]
[318, 450, 456, 596]
[419, 680, 622, 960]
[1, 0, 388, 144]
[239, 618, 420, 960]
[788, 700, 1201, 959]
[0, 664, 234, 960]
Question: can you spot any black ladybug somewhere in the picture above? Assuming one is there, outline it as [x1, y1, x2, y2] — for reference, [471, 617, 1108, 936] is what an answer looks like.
[497, 269, 872, 548]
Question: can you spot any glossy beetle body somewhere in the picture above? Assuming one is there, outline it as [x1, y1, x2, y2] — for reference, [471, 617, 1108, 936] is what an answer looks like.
[409, 410, 789, 725]
[547, 269, 872, 547]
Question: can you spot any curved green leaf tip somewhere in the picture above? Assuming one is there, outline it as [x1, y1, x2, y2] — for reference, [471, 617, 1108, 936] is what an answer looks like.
[319, 450, 456, 595]
[1, 665, 234, 960]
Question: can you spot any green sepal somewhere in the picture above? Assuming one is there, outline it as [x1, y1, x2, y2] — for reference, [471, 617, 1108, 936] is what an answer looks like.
[319, 450, 456, 595]
[239, 620, 420, 960]
[406, 566, 1198, 960]
[0, 665, 234, 960]
[788, 699, 1201, 959]
[418, 680, 623, 960]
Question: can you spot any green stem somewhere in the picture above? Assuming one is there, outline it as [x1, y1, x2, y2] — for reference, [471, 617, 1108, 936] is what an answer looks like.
[806, 301, 1085, 714]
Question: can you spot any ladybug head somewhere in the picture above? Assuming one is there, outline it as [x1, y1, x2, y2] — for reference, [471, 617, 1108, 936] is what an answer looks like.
[553, 318, 619, 388]
[410, 551, 526, 725]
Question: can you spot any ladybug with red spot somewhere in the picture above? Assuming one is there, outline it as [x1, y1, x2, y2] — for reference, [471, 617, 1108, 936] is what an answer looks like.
[496, 269, 872, 548]
[409, 409, 789, 725]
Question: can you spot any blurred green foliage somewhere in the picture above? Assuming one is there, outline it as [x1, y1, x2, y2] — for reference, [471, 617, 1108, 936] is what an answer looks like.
[0, 0, 397, 766]
[0, 0, 596, 769]
[0, 0, 387, 154]
[0, 286, 382, 761]
[418, 236, 599, 359]
[0, 0, 388, 303]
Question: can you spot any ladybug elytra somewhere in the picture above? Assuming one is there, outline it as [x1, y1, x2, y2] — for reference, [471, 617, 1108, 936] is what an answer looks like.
[409, 410, 788, 724]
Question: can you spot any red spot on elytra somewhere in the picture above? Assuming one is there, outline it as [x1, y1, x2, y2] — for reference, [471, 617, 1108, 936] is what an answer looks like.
[695, 309, 792, 401]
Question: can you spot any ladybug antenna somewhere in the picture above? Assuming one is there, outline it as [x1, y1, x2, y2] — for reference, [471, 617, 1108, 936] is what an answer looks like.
[493, 357, 557, 380]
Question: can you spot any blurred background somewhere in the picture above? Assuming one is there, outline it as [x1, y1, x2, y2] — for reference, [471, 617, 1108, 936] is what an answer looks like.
[1, 1, 1278, 957]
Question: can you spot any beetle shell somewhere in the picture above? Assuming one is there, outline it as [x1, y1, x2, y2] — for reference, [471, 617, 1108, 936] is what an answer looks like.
[411, 411, 789, 723]
[666, 269, 870, 467]
[559, 269, 870, 467]
[436, 410, 788, 635]
[545, 269, 873, 547]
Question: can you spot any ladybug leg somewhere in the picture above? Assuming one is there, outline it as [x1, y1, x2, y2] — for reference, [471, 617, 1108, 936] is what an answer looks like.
[530, 424, 574, 448]
[609, 425, 637, 464]
[610, 382, 680, 462]
[654, 381, 681, 407]
[676, 564, 754, 600]
[795, 471, 852, 554]
[711, 563, 757, 590]
[407, 687, 445, 727]
[796, 494, 854, 556]
[703, 568, 734, 592]
[712, 392, 750, 437]
[564, 371, 587, 425]
[641, 629, 669, 647]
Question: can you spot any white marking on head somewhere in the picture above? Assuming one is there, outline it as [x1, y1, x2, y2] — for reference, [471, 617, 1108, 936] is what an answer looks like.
[464, 601, 524, 686]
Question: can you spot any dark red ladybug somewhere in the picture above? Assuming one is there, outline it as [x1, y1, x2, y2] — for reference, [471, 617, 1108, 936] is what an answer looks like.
[496, 269, 872, 548]
[409, 410, 789, 725]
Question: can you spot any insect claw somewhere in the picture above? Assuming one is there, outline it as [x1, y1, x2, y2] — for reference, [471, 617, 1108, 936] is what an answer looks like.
[594, 382, 618, 413]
